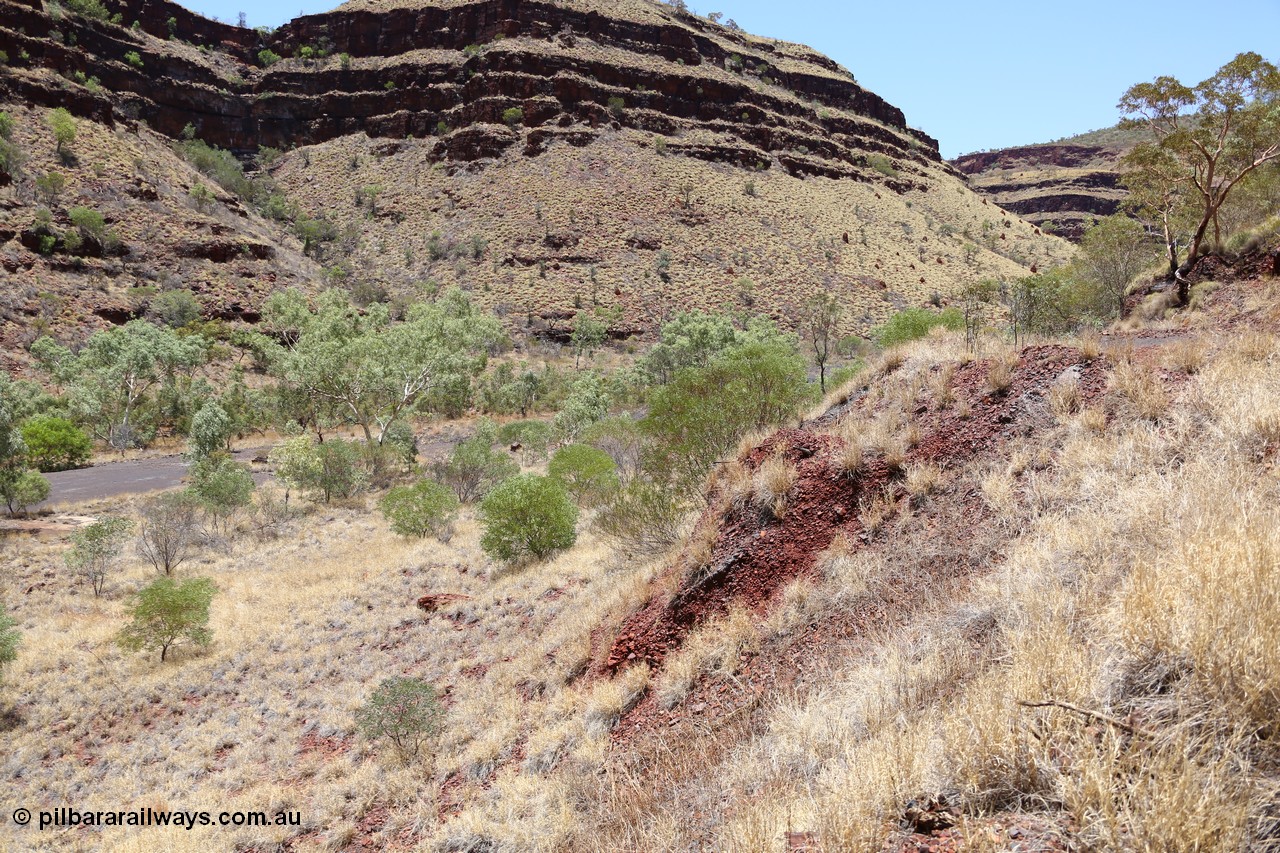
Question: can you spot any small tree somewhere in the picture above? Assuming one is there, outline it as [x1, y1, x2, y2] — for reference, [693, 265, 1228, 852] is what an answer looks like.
[189, 457, 254, 534]
[1078, 214, 1158, 318]
[0, 602, 18, 684]
[189, 183, 215, 212]
[803, 292, 842, 393]
[68, 206, 107, 246]
[874, 307, 963, 348]
[432, 420, 518, 503]
[149, 290, 202, 328]
[582, 416, 645, 483]
[380, 420, 418, 474]
[497, 420, 552, 464]
[137, 491, 201, 575]
[47, 108, 76, 158]
[570, 310, 607, 368]
[594, 475, 686, 554]
[35, 171, 67, 206]
[20, 416, 91, 472]
[314, 439, 364, 502]
[3, 470, 49, 516]
[0, 111, 19, 181]
[479, 474, 577, 562]
[268, 435, 322, 504]
[1, 403, 50, 515]
[65, 516, 133, 596]
[548, 444, 620, 506]
[187, 400, 232, 461]
[379, 480, 458, 539]
[552, 372, 610, 443]
[355, 676, 443, 760]
[116, 576, 217, 662]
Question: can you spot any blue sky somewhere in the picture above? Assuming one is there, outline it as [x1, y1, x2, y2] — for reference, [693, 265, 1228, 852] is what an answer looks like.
[178, 0, 1280, 158]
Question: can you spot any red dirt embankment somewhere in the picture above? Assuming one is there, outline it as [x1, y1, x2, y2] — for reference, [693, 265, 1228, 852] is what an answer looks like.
[603, 345, 1110, 675]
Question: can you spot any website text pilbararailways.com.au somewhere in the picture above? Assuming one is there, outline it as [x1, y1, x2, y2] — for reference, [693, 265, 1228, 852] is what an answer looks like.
[11, 806, 302, 831]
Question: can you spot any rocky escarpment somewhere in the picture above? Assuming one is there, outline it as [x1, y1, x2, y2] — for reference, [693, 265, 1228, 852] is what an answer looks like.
[0, 0, 1069, 356]
[0, 0, 943, 186]
[951, 143, 1129, 241]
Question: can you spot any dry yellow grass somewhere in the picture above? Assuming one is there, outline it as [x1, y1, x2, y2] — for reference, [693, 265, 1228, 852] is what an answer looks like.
[752, 453, 796, 518]
[6, 323, 1279, 851]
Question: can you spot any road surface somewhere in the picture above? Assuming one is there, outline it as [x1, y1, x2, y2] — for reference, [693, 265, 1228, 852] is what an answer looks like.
[36, 448, 269, 509]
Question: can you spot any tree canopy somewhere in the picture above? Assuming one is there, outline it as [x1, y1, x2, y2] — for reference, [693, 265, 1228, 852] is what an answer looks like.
[1120, 52, 1280, 301]
[32, 320, 205, 449]
[263, 288, 501, 445]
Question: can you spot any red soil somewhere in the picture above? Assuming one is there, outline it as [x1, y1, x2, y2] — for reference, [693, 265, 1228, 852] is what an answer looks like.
[603, 345, 1110, 677]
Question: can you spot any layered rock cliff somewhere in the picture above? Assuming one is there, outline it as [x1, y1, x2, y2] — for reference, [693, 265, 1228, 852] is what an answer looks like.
[0, 0, 1069, 359]
[950, 130, 1141, 241]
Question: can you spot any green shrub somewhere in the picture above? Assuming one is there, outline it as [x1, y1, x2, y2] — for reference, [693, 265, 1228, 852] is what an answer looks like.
[380, 420, 418, 473]
[20, 415, 91, 471]
[123, 50, 143, 68]
[582, 415, 645, 482]
[189, 457, 254, 533]
[258, 49, 282, 67]
[497, 420, 552, 464]
[548, 444, 619, 506]
[149, 289, 201, 328]
[640, 339, 812, 499]
[379, 480, 458, 539]
[314, 439, 365, 501]
[594, 476, 686, 554]
[552, 372, 610, 442]
[432, 420, 518, 503]
[294, 215, 338, 258]
[35, 171, 67, 206]
[116, 576, 216, 662]
[65, 516, 133, 596]
[355, 676, 443, 760]
[502, 106, 523, 127]
[177, 136, 253, 199]
[607, 96, 625, 118]
[188, 182, 215, 212]
[874, 307, 963, 348]
[68, 205, 106, 241]
[0, 111, 18, 178]
[65, 0, 110, 21]
[865, 153, 898, 177]
[479, 474, 577, 562]
[2, 469, 49, 516]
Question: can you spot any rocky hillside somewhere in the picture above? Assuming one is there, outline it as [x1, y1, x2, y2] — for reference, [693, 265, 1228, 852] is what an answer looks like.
[949, 125, 1146, 241]
[951, 144, 1128, 241]
[0, 0, 1069, 361]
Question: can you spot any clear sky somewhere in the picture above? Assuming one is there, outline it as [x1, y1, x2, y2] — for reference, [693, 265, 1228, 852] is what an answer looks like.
[177, 0, 1280, 158]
